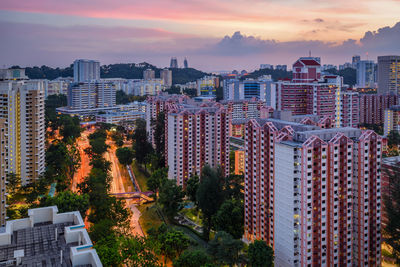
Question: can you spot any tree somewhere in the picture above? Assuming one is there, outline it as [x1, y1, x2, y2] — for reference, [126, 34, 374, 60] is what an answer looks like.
[384, 164, 400, 264]
[116, 147, 134, 165]
[213, 199, 244, 239]
[116, 90, 130, 104]
[147, 168, 168, 199]
[39, 191, 89, 218]
[247, 240, 274, 267]
[6, 173, 20, 194]
[111, 131, 124, 147]
[186, 175, 199, 204]
[223, 174, 244, 200]
[159, 229, 190, 263]
[133, 118, 153, 167]
[94, 235, 123, 267]
[197, 165, 224, 240]
[208, 231, 243, 267]
[158, 179, 184, 220]
[152, 111, 166, 158]
[173, 249, 211, 267]
[89, 137, 109, 156]
[89, 156, 111, 173]
[120, 236, 163, 267]
[59, 115, 81, 142]
[388, 130, 400, 147]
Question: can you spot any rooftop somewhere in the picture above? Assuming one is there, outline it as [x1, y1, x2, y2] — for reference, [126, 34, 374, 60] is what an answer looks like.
[0, 206, 102, 267]
[382, 156, 400, 166]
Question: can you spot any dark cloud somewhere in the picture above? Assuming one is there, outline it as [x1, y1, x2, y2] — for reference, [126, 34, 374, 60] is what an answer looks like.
[314, 18, 324, 23]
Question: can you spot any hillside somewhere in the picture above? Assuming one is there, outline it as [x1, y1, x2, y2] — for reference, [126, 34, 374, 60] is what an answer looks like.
[243, 68, 292, 81]
[18, 63, 209, 85]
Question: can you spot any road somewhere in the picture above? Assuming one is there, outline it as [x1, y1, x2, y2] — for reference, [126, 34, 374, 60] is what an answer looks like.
[105, 140, 144, 237]
[71, 129, 93, 192]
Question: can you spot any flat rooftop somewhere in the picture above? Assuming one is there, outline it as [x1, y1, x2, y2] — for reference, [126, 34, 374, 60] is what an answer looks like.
[0, 207, 102, 267]
[0, 221, 89, 267]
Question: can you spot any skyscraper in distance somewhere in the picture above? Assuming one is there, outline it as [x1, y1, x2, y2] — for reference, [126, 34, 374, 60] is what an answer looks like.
[170, 57, 178, 68]
[184, 58, 188, 68]
[160, 68, 173, 88]
[143, 68, 155, 80]
[377, 55, 400, 95]
[73, 59, 100, 82]
[356, 60, 376, 88]
[352, 55, 361, 68]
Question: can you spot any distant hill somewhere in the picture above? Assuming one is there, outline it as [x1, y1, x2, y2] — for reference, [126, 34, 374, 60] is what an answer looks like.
[243, 68, 292, 81]
[18, 62, 209, 85]
[243, 67, 356, 86]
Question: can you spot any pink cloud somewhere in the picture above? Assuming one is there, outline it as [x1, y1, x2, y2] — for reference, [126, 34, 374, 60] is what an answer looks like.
[0, 0, 313, 23]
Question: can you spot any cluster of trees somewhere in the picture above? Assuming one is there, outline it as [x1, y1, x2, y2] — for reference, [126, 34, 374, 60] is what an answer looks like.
[324, 68, 357, 86]
[116, 90, 147, 105]
[145, 164, 273, 266]
[243, 68, 292, 81]
[75, 127, 134, 265]
[22, 62, 209, 86]
[384, 131, 400, 157]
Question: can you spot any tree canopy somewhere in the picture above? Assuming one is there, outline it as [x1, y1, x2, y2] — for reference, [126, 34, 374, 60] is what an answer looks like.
[247, 240, 274, 267]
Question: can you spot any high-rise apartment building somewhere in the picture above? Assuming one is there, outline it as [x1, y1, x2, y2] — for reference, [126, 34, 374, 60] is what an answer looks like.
[143, 68, 155, 80]
[223, 76, 274, 106]
[73, 59, 100, 83]
[0, 70, 46, 226]
[244, 118, 382, 266]
[197, 76, 219, 96]
[377, 55, 400, 95]
[381, 156, 400, 226]
[170, 57, 178, 68]
[0, 118, 6, 227]
[384, 105, 400, 136]
[133, 79, 164, 96]
[160, 68, 173, 88]
[275, 59, 358, 128]
[339, 91, 359, 128]
[145, 93, 193, 144]
[166, 104, 229, 187]
[352, 55, 361, 68]
[184, 58, 188, 69]
[356, 60, 376, 88]
[68, 80, 116, 109]
[359, 94, 398, 125]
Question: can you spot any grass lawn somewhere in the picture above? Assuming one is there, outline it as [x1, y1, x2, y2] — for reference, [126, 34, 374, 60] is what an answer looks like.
[117, 162, 135, 192]
[131, 161, 149, 192]
[138, 203, 208, 251]
[180, 207, 203, 225]
[138, 203, 165, 234]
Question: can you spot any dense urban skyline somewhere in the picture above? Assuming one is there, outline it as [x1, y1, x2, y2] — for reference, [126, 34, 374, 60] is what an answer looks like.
[1, 0, 400, 70]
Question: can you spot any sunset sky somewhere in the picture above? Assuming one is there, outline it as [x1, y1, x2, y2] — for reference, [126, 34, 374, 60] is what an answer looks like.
[1, 0, 400, 71]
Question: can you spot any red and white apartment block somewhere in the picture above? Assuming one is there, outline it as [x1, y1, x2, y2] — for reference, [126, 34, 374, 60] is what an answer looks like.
[359, 94, 398, 125]
[166, 104, 229, 188]
[275, 58, 359, 128]
[244, 117, 382, 267]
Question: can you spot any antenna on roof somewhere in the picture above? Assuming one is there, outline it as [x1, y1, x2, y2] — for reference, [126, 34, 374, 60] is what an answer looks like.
[309, 50, 311, 57]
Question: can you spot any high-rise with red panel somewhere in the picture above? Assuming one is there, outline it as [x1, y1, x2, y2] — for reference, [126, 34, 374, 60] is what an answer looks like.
[275, 58, 358, 128]
[359, 93, 398, 125]
[244, 116, 382, 267]
[166, 104, 229, 188]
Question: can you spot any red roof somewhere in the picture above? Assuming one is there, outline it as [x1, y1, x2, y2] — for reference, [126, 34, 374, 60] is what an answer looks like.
[299, 59, 320, 66]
